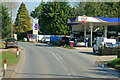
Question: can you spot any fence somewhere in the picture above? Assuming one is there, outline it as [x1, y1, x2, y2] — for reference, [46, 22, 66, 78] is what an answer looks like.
[98, 47, 120, 55]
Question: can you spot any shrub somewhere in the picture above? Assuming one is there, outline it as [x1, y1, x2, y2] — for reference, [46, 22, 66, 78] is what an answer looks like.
[108, 58, 120, 67]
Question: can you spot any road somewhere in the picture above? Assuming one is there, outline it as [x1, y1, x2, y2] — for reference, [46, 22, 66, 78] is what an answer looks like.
[14, 42, 119, 78]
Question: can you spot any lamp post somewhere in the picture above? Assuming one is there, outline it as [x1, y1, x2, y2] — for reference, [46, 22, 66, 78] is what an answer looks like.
[11, 7, 13, 38]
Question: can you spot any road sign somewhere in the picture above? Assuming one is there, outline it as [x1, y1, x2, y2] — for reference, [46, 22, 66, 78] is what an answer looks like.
[33, 30, 38, 35]
[33, 18, 38, 35]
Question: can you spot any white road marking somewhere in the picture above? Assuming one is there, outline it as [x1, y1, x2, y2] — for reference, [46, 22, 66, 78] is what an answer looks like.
[48, 49, 73, 78]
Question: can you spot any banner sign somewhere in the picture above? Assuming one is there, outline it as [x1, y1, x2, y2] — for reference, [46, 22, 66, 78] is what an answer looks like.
[33, 18, 38, 35]
[33, 30, 38, 35]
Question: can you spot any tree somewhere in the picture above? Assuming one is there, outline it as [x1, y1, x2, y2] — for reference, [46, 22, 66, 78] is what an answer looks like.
[76, 2, 119, 17]
[0, 3, 11, 39]
[14, 2, 32, 33]
[31, 2, 76, 35]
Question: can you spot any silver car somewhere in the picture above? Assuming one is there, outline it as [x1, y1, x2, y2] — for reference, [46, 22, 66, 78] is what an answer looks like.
[75, 39, 85, 47]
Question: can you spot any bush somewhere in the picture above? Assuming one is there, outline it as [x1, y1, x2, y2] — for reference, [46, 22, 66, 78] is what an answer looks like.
[108, 58, 120, 67]
[62, 44, 75, 49]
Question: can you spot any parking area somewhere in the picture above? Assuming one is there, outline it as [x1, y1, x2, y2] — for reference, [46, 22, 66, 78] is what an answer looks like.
[75, 47, 117, 62]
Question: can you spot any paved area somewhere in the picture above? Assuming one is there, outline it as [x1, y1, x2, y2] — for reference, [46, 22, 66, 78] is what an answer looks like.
[0, 69, 3, 80]
[75, 47, 117, 61]
[12, 42, 119, 78]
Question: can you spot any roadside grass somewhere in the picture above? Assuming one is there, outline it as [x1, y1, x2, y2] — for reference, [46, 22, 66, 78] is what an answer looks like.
[62, 44, 75, 49]
[18, 39, 36, 43]
[0, 51, 20, 67]
[18, 39, 28, 42]
[51, 43, 75, 49]
[107, 58, 120, 68]
[0, 42, 2, 48]
[0, 41, 5, 48]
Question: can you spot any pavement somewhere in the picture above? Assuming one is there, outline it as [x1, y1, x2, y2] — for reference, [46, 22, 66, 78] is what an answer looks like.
[75, 47, 117, 61]
[11, 42, 119, 78]
[0, 69, 3, 80]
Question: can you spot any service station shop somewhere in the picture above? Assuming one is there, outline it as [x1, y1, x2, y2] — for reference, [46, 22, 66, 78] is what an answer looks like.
[68, 16, 120, 47]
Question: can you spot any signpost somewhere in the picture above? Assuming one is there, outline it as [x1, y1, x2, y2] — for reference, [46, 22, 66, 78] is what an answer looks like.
[33, 18, 38, 35]
[33, 18, 38, 42]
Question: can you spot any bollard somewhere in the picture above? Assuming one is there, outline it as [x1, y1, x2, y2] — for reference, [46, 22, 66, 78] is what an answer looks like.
[17, 48, 19, 57]
[3, 59, 7, 76]
[117, 48, 120, 58]
[70, 41, 74, 47]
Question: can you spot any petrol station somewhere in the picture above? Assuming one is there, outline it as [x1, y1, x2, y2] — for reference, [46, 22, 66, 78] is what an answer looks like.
[68, 15, 120, 47]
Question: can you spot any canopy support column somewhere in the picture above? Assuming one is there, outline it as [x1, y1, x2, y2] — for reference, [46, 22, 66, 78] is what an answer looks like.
[89, 23, 93, 47]
[84, 24, 86, 41]
[104, 25, 108, 38]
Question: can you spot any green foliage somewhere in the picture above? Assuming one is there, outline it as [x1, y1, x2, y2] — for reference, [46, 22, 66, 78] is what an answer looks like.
[31, 2, 76, 35]
[1, 3, 11, 39]
[98, 26, 104, 32]
[76, 2, 119, 18]
[63, 44, 75, 49]
[14, 2, 32, 33]
[0, 51, 20, 67]
[108, 58, 120, 68]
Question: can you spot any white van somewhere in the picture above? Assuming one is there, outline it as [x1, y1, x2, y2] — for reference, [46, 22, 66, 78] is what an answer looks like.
[93, 37, 116, 53]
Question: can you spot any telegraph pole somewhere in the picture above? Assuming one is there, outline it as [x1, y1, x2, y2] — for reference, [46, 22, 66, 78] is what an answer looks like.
[11, 7, 13, 38]
[19, 14, 20, 34]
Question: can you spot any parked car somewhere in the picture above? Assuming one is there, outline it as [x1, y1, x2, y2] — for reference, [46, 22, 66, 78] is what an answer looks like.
[56, 37, 69, 46]
[44, 37, 50, 43]
[6, 38, 18, 48]
[40, 37, 46, 43]
[74, 39, 85, 47]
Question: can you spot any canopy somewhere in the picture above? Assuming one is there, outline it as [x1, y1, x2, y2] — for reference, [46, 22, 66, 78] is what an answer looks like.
[68, 16, 120, 26]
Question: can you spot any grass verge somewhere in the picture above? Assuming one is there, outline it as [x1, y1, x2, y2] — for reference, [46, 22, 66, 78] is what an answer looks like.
[62, 44, 75, 49]
[0, 51, 20, 67]
[0, 42, 2, 48]
[18, 40, 36, 43]
[107, 58, 120, 68]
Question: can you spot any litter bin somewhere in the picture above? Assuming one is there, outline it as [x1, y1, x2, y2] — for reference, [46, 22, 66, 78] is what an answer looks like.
[117, 48, 120, 58]
[70, 41, 74, 47]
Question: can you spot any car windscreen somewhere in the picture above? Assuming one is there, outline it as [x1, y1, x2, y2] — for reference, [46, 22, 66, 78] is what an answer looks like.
[45, 37, 50, 39]
[106, 43, 113, 47]
[7, 38, 16, 42]
[62, 37, 69, 40]
[77, 39, 84, 42]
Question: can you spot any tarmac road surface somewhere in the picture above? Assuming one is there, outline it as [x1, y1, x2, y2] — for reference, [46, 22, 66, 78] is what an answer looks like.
[14, 42, 119, 79]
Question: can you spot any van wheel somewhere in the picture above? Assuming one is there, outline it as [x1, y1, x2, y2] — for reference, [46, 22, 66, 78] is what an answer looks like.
[93, 48, 96, 53]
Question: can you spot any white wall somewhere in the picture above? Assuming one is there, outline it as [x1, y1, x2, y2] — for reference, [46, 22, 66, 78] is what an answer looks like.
[72, 25, 84, 32]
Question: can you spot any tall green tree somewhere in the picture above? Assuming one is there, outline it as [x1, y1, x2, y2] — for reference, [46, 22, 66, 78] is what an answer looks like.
[0, 3, 11, 39]
[31, 2, 76, 35]
[14, 2, 32, 33]
[76, 2, 119, 18]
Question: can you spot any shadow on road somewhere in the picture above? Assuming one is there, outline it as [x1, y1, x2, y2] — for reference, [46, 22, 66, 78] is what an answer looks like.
[89, 67, 120, 78]
[35, 44, 57, 48]
[15, 72, 92, 78]
[79, 52, 97, 56]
